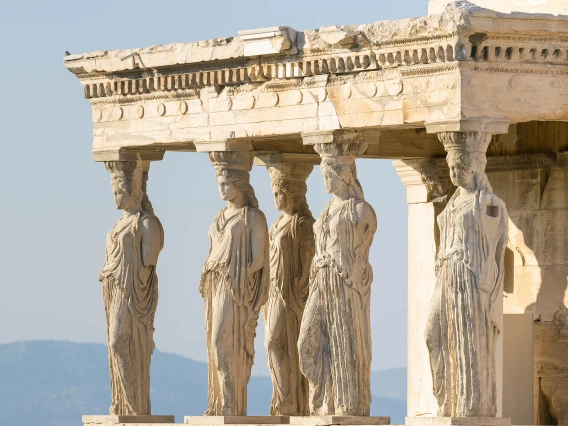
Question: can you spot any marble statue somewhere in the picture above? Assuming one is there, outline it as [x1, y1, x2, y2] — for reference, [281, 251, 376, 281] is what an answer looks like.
[200, 151, 269, 416]
[99, 160, 164, 416]
[298, 143, 377, 416]
[264, 164, 315, 416]
[426, 132, 508, 417]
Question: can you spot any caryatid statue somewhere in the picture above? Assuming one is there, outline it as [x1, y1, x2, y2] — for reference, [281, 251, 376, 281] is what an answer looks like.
[298, 142, 377, 416]
[200, 151, 270, 416]
[425, 132, 508, 417]
[99, 160, 164, 415]
[264, 163, 315, 416]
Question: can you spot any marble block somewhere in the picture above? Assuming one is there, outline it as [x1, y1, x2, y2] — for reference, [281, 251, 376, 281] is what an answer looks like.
[405, 417, 511, 426]
[82, 415, 175, 424]
[289, 416, 390, 425]
[184, 416, 290, 424]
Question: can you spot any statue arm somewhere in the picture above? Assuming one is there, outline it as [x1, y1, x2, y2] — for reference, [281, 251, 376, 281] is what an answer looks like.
[247, 210, 268, 276]
[491, 201, 509, 306]
[141, 216, 163, 267]
[350, 202, 377, 286]
[297, 217, 315, 291]
[356, 202, 378, 247]
[99, 234, 111, 282]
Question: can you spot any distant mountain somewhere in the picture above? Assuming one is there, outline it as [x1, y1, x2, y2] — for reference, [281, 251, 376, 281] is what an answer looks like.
[371, 367, 406, 403]
[0, 341, 406, 426]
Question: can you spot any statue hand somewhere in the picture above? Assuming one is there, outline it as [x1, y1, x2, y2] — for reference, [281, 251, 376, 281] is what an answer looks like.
[247, 257, 265, 280]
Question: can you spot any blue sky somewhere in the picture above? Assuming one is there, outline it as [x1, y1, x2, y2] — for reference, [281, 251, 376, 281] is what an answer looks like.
[0, 0, 427, 375]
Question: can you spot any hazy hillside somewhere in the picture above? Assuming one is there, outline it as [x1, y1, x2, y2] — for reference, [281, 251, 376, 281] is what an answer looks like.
[0, 341, 406, 426]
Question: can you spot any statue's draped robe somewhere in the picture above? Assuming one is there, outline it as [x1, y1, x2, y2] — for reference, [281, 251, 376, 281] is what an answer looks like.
[299, 198, 376, 416]
[200, 206, 269, 416]
[426, 189, 508, 417]
[100, 212, 164, 415]
[264, 214, 315, 415]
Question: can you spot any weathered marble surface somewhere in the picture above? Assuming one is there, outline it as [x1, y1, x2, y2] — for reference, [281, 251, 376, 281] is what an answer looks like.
[64, 3, 568, 156]
[200, 151, 269, 416]
[83, 415, 174, 424]
[396, 142, 568, 423]
[185, 416, 289, 424]
[405, 417, 510, 426]
[425, 132, 508, 417]
[289, 416, 390, 425]
[62, 0, 568, 421]
[430, 0, 568, 15]
[535, 306, 568, 425]
[264, 164, 315, 416]
[298, 142, 377, 416]
[486, 151, 568, 425]
[99, 160, 164, 416]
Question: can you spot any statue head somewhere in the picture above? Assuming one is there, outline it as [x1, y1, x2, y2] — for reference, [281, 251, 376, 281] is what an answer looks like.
[267, 164, 312, 216]
[441, 132, 493, 193]
[272, 178, 311, 216]
[105, 161, 143, 211]
[446, 150, 492, 192]
[314, 142, 366, 200]
[272, 184, 289, 211]
[215, 168, 259, 208]
[320, 157, 365, 200]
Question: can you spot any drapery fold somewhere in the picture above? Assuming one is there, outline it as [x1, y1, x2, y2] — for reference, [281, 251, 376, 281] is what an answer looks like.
[100, 213, 164, 415]
[200, 207, 269, 416]
[426, 189, 507, 417]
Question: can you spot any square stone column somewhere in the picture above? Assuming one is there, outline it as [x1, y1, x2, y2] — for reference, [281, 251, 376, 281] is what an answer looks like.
[393, 158, 453, 419]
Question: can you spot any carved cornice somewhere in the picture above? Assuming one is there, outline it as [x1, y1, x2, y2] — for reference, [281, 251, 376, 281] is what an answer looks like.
[409, 153, 568, 175]
[79, 53, 380, 100]
[470, 64, 568, 77]
[90, 89, 200, 106]
[485, 153, 568, 172]
[65, 0, 568, 106]
[393, 158, 453, 204]
[394, 153, 568, 204]
[399, 63, 458, 78]
[78, 40, 568, 102]
[419, 159, 454, 201]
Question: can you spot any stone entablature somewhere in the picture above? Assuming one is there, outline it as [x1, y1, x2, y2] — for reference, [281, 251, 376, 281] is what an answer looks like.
[64, 2, 568, 157]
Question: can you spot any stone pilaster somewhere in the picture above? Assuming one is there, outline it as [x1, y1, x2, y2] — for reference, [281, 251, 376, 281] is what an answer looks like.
[393, 158, 451, 419]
